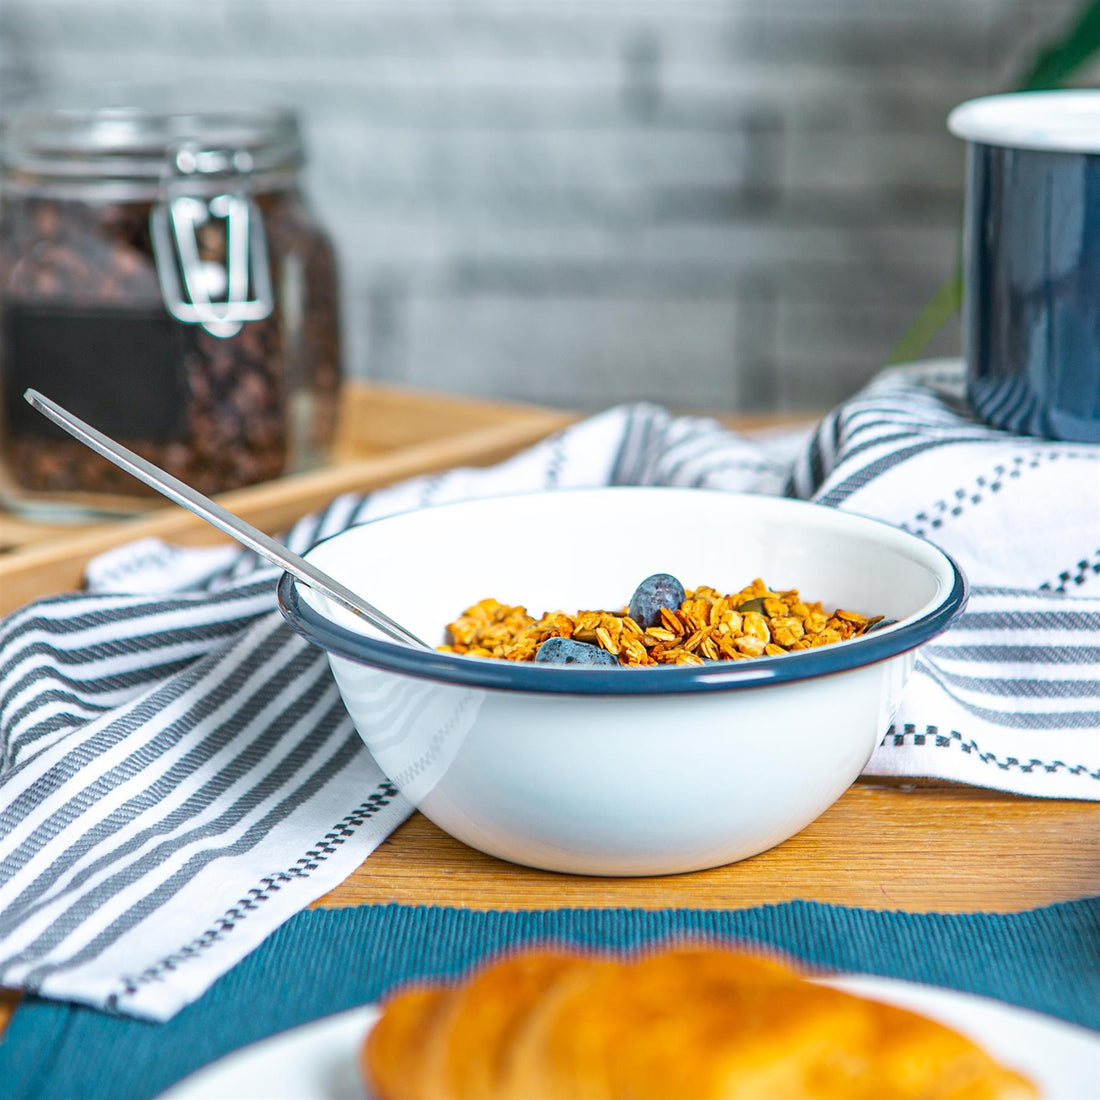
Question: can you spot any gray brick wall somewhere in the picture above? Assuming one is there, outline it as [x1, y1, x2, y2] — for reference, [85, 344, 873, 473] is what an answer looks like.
[2, 0, 1096, 412]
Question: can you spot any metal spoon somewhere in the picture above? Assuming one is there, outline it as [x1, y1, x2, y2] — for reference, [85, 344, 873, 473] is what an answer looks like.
[24, 389, 431, 650]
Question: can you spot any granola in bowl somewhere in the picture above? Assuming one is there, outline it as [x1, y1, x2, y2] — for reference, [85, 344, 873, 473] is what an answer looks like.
[441, 575, 889, 667]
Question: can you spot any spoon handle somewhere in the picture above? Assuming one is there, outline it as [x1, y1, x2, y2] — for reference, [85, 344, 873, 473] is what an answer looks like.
[24, 389, 431, 650]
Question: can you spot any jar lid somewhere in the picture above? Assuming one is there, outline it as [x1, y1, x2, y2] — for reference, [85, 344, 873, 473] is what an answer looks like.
[1, 93, 304, 198]
[947, 90, 1100, 154]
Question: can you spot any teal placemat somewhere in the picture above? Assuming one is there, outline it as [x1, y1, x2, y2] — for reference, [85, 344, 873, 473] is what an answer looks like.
[1, 898, 1097, 1100]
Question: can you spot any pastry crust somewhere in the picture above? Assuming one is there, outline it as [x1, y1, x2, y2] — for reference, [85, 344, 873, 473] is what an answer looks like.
[361, 985, 449, 1099]
[362, 946, 1038, 1100]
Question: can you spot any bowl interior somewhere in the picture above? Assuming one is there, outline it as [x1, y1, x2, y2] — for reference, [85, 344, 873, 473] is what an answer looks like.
[296, 489, 956, 649]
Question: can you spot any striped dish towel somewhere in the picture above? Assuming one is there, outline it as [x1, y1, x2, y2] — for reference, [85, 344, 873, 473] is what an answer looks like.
[0, 360, 1097, 1021]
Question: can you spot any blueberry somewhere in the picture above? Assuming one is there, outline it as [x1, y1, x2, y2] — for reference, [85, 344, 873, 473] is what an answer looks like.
[628, 573, 686, 628]
[534, 637, 619, 666]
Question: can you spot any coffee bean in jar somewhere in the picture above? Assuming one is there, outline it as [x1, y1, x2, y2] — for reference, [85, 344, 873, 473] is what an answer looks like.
[0, 101, 342, 517]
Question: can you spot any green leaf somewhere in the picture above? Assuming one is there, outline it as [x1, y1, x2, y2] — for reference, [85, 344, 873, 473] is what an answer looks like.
[1019, 0, 1100, 90]
[885, 270, 963, 366]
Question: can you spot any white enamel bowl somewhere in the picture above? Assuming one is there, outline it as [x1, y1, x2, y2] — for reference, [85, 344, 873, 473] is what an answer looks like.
[278, 488, 966, 877]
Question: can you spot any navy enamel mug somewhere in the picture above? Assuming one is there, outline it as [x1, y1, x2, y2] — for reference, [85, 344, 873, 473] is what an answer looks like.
[948, 91, 1100, 442]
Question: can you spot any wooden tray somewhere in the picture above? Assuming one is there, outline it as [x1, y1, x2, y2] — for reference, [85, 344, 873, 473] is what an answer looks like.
[0, 383, 574, 615]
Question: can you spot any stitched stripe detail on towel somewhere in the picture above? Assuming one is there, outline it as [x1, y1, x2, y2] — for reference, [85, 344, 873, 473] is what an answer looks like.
[882, 724, 1100, 779]
[112, 781, 399, 1002]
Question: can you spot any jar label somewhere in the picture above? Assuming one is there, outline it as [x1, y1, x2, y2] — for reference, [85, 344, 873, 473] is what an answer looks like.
[3, 301, 190, 441]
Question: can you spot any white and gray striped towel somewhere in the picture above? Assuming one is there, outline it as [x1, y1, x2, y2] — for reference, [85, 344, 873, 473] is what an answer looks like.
[1, 359, 1097, 1021]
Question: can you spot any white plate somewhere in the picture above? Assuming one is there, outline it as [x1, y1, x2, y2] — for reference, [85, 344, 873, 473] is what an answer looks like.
[160, 1003, 380, 1100]
[161, 975, 1100, 1100]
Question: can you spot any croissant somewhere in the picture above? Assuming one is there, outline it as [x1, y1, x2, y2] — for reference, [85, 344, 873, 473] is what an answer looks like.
[362, 945, 1037, 1100]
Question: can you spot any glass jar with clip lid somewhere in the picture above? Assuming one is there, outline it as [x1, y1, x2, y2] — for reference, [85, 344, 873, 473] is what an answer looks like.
[0, 97, 342, 518]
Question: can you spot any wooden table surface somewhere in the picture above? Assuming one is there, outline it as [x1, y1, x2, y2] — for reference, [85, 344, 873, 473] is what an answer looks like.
[0, 385, 1096, 1039]
[314, 781, 1098, 915]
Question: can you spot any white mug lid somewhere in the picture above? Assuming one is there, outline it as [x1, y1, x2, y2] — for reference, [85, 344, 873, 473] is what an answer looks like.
[947, 90, 1100, 154]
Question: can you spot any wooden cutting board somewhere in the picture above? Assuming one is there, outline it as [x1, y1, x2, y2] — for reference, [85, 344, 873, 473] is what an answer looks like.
[0, 383, 575, 614]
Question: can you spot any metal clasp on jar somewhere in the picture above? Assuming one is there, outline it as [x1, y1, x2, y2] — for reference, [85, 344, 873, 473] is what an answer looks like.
[150, 145, 274, 338]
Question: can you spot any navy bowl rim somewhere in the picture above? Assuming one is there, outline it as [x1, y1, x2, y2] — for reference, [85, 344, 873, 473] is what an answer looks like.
[276, 504, 969, 696]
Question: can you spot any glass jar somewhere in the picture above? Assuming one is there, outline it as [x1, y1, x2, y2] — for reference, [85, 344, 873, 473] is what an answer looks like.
[0, 102, 342, 517]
